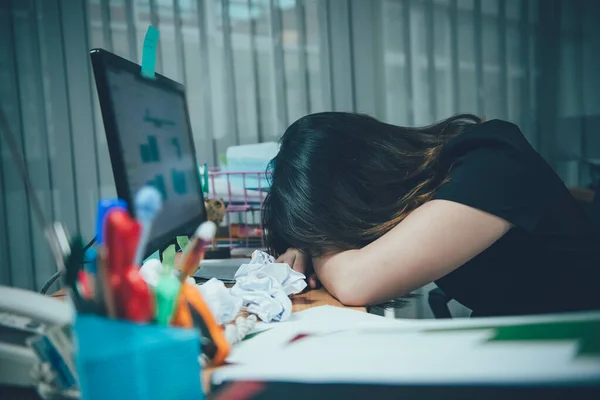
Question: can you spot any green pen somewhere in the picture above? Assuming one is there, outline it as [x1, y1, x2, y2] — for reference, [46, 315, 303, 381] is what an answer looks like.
[154, 262, 181, 325]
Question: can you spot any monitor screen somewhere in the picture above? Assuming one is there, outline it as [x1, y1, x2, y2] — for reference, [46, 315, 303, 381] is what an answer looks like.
[91, 49, 205, 255]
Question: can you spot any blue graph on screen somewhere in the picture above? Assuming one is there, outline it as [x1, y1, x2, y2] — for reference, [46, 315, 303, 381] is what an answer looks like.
[140, 135, 160, 163]
[147, 175, 167, 200]
[171, 168, 187, 195]
[171, 137, 182, 160]
[144, 108, 176, 128]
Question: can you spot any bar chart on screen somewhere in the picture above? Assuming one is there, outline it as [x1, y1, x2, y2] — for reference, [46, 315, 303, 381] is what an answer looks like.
[147, 174, 167, 200]
[171, 137, 182, 160]
[144, 108, 176, 128]
[140, 135, 160, 163]
[171, 168, 187, 195]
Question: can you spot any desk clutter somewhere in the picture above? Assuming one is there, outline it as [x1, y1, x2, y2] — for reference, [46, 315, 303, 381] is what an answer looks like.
[141, 251, 306, 325]
[53, 187, 210, 400]
[18, 186, 308, 400]
[0, 26, 310, 399]
[18, 189, 307, 399]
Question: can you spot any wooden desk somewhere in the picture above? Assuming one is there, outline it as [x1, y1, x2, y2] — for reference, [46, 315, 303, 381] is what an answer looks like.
[51, 287, 365, 312]
[291, 288, 365, 313]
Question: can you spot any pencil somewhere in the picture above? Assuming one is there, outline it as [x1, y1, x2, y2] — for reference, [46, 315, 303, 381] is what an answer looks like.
[175, 221, 217, 284]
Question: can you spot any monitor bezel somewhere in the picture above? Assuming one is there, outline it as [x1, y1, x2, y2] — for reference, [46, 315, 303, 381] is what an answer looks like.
[90, 48, 206, 258]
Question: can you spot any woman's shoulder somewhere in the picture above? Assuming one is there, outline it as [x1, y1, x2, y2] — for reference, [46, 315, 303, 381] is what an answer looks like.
[467, 119, 526, 140]
[435, 119, 566, 233]
[441, 119, 534, 160]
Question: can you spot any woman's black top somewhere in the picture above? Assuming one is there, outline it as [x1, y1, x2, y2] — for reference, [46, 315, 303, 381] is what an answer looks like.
[433, 119, 600, 317]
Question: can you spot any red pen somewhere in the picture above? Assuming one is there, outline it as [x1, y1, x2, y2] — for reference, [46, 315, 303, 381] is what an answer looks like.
[104, 209, 154, 322]
[77, 270, 93, 299]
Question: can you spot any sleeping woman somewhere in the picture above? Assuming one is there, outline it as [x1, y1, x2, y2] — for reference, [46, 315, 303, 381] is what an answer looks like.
[262, 113, 600, 317]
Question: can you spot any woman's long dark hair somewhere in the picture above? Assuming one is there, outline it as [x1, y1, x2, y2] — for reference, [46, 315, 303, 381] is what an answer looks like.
[263, 112, 481, 257]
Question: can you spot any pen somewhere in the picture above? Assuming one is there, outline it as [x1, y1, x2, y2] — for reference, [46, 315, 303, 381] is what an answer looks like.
[104, 209, 154, 322]
[170, 221, 229, 364]
[175, 221, 217, 284]
[104, 208, 140, 276]
[97, 246, 117, 318]
[171, 282, 230, 366]
[82, 247, 97, 300]
[133, 186, 163, 266]
[153, 221, 215, 326]
[154, 265, 180, 326]
[77, 270, 93, 300]
[64, 236, 96, 314]
[95, 199, 128, 318]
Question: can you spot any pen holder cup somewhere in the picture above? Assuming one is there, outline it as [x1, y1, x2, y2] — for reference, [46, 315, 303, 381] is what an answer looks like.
[74, 314, 204, 400]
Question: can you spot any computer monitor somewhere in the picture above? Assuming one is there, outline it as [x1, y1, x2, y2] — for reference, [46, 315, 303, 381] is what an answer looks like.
[90, 48, 206, 257]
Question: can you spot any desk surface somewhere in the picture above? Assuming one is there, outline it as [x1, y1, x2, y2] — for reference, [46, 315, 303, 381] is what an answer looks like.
[291, 288, 365, 313]
[51, 287, 365, 313]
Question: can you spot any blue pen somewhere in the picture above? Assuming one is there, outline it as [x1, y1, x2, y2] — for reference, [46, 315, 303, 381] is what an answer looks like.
[83, 247, 98, 300]
[95, 199, 128, 244]
[84, 247, 97, 275]
[133, 186, 163, 266]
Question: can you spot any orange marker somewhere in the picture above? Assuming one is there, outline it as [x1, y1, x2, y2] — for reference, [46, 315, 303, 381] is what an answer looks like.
[171, 282, 230, 365]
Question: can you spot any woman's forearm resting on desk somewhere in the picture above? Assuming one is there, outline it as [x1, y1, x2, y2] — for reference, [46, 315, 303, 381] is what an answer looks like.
[312, 200, 512, 307]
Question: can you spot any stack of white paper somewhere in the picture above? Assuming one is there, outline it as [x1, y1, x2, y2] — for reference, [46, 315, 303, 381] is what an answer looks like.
[216, 309, 600, 386]
[226, 305, 411, 364]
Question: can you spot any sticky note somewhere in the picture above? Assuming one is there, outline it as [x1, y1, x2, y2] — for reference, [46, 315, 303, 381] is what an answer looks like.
[176, 235, 190, 252]
[141, 25, 159, 79]
[162, 244, 176, 268]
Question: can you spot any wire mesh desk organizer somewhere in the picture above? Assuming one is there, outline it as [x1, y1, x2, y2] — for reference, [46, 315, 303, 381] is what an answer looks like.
[200, 165, 272, 255]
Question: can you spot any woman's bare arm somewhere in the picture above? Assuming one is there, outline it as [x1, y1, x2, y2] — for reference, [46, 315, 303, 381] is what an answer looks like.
[312, 199, 513, 306]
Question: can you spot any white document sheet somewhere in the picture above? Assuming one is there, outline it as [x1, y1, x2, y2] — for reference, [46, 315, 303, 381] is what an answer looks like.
[226, 305, 404, 364]
[215, 330, 598, 385]
[218, 310, 600, 385]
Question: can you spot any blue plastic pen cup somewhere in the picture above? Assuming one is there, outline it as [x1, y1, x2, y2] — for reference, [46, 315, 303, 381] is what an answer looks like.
[75, 315, 204, 400]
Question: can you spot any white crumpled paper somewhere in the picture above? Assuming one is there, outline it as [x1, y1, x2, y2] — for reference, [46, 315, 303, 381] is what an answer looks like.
[140, 260, 241, 325]
[230, 250, 307, 323]
[246, 250, 276, 265]
[197, 278, 244, 325]
[139, 259, 163, 287]
[139, 259, 195, 287]
[142, 250, 307, 324]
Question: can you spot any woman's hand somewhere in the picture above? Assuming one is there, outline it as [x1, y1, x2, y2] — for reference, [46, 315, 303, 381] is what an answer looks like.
[276, 248, 320, 289]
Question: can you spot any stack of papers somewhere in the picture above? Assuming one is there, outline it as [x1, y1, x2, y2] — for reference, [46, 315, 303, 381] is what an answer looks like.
[214, 308, 600, 386]
[225, 306, 409, 365]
